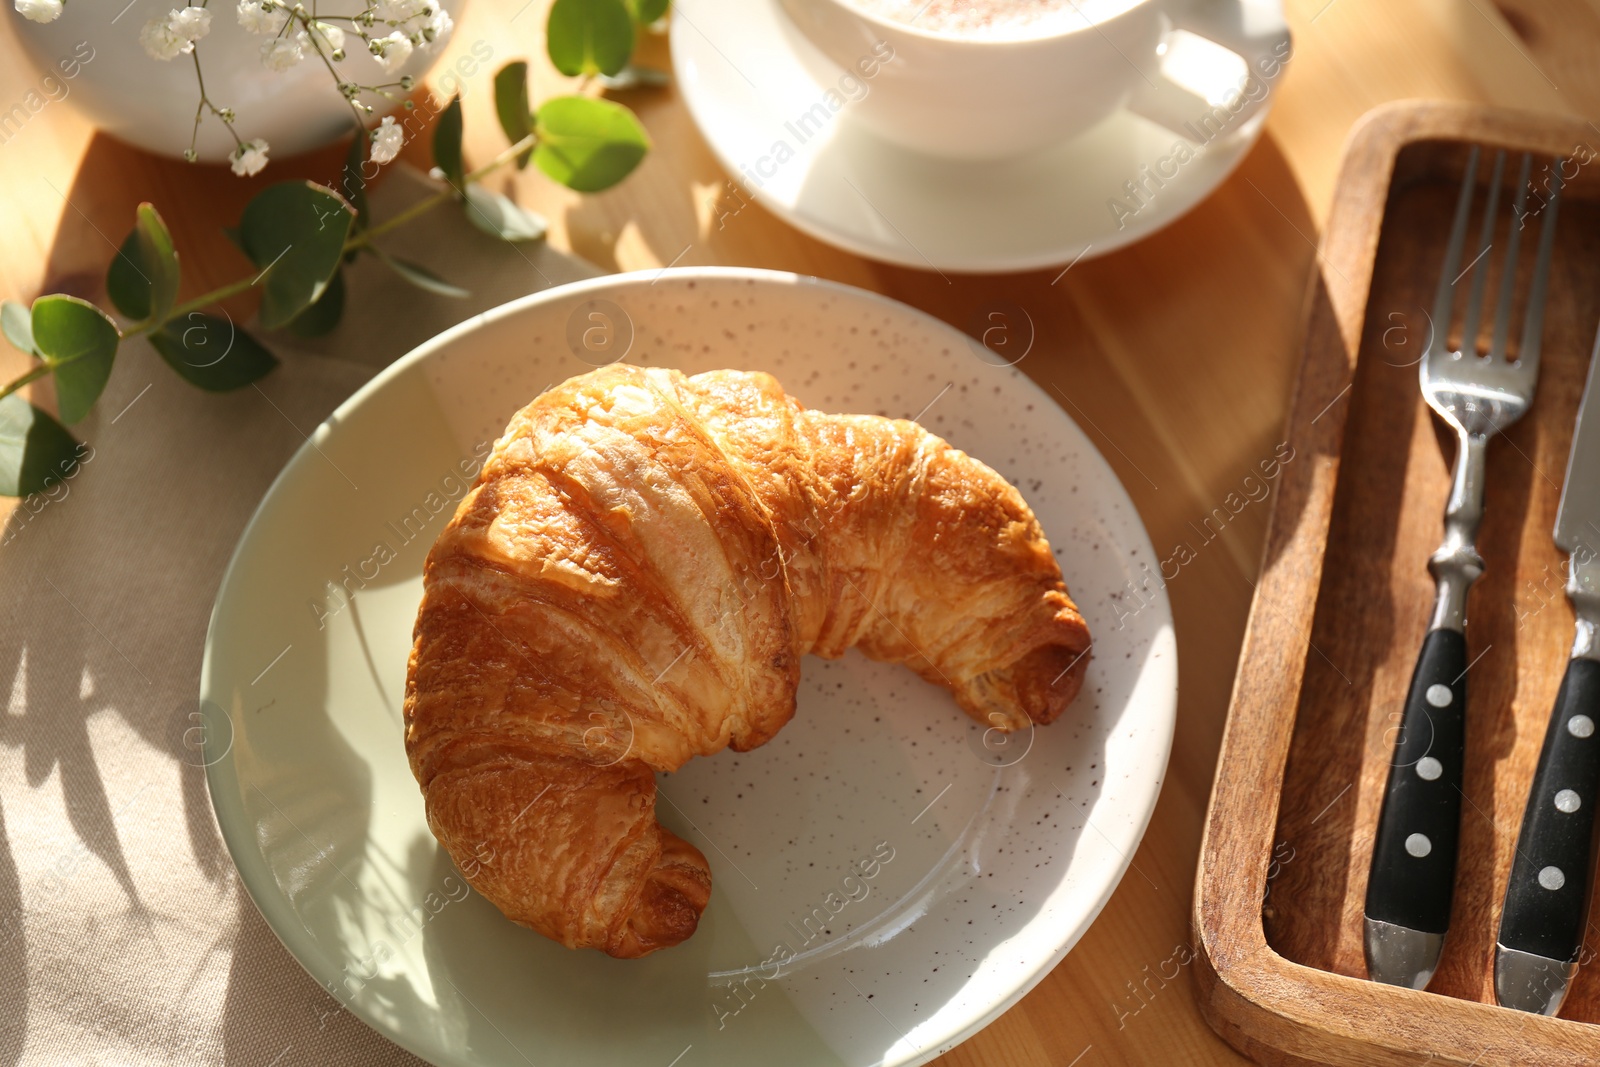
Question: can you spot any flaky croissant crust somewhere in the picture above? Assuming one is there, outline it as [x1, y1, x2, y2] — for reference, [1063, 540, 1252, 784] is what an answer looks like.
[404, 365, 1090, 957]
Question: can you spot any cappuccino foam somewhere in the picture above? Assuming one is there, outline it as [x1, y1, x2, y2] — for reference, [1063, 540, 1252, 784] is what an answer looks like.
[849, 0, 1096, 40]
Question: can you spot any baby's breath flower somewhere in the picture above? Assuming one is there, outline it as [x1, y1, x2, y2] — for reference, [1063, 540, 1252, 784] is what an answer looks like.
[371, 30, 413, 73]
[139, 6, 211, 60]
[230, 137, 270, 177]
[398, 74, 415, 90]
[260, 29, 309, 71]
[182, 148, 198, 162]
[13, 0, 64, 24]
[310, 20, 345, 54]
[139, 18, 180, 59]
[375, 0, 425, 23]
[422, 4, 451, 44]
[370, 115, 403, 165]
[235, 0, 287, 34]
[140, 19, 183, 60]
[169, 5, 211, 41]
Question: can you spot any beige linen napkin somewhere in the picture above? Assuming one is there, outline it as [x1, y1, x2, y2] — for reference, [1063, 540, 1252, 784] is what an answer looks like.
[0, 165, 598, 1066]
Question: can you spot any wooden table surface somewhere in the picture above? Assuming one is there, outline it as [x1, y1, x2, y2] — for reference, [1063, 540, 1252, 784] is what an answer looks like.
[3, 1, 1598, 1064]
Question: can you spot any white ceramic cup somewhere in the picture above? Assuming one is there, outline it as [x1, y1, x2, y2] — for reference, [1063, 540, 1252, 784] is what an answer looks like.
[774, 0, 1292, 159]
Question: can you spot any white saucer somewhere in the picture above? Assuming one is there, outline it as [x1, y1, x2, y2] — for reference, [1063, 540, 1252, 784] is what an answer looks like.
[670, 0, 1287, 273]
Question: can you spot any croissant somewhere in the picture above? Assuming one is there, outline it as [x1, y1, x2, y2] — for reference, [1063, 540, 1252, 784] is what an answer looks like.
[403, 364, 1091, 958]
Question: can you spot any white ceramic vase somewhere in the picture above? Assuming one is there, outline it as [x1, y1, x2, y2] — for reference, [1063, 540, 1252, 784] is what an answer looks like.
[4, 0, 466, 162]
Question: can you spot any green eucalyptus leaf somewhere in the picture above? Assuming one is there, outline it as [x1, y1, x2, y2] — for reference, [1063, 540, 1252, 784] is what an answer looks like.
[0, 394, 82, 498]
[625, 0, 668, 24]
[374, 249, 470, 297]
[533, 95, 650, 192]
[546, 0, 634, 77]
[107, 205, 181, 324]
[31, 295, 119, 425]
[286, 267, 346, 338]
[342, 131, 371, 234]
[134, 204, 179, 322]
[493, 61, 535, 169]
[462, 185, 549, 242]
[1, 301, 34, 354]
[150, 313, 278, 391]
[237, 181, 354, 330]
[107, 231, 151, 322]
[433, 95, 465, 189]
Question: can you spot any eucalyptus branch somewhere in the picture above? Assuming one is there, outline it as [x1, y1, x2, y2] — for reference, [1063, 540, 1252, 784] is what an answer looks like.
[0, 0, 668, 498]
[0, 364, 52, 405]
[147, 273, 263, 329]
[0, 129, 541, 407]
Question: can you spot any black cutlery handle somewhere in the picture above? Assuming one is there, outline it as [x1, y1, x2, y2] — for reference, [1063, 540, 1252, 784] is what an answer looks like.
[1366, 628, 1469, 934]
[1499, 657, 1600, 962]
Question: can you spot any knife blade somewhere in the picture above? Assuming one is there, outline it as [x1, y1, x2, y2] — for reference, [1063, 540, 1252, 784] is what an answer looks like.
[1495, 324, 1600, 1016]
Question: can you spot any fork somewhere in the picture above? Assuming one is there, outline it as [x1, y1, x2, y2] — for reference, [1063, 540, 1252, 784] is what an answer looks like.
[1364, 146, 1564, 990]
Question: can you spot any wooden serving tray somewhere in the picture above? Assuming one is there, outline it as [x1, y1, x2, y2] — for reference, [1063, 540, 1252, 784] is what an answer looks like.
[1194, 101, 1600, 1065]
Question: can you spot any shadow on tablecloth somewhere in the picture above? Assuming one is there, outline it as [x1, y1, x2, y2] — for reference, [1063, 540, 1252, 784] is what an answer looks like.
[0, 151, 597, 1065]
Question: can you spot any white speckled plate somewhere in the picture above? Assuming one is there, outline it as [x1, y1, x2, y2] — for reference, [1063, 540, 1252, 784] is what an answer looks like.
[201, 268, 1176, 1067]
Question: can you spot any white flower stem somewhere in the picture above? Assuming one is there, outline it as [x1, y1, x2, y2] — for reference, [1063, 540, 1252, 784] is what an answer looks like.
[188, 48, 245, 156]
[296, 9, 369, 132]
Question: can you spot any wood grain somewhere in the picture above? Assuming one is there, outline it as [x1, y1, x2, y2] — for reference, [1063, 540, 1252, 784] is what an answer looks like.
[0, 1, 1596, 1065]
[1196, 102, 1600, 1067]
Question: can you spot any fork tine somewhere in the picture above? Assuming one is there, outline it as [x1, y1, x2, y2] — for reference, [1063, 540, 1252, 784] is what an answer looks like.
[1488, 153, 1533, 360]
[1517, 160, 1565, 373]
[1432, 145, 1481, 347]
[1457, 150, 1506, 357]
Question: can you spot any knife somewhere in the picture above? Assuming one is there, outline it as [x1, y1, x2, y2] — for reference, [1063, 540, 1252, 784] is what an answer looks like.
[1495, 325, 1600, 1016]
